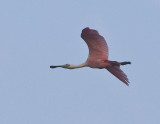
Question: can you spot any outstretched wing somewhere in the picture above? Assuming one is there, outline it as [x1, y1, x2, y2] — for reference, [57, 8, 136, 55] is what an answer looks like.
[106, 66, 130, 86]
[81, 27, 109, 60]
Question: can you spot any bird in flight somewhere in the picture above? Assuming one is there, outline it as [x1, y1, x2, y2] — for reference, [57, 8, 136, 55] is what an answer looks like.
[50, 27, 131, 86]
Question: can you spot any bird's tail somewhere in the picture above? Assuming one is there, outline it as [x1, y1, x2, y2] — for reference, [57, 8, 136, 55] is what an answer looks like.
[120, 61, 131, 65]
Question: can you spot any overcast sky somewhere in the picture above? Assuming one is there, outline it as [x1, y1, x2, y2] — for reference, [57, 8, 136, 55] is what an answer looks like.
[0, 0, 160, 124]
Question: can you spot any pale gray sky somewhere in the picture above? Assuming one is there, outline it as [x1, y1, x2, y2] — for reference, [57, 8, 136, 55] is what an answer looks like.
[0, 0, 160, 124]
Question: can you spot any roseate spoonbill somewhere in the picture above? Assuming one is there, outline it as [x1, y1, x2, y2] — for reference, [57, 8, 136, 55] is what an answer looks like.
[50, 27, 131, 86]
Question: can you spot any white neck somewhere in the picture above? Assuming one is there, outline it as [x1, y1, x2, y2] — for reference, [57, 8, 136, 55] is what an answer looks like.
[67, 62, 87, 69]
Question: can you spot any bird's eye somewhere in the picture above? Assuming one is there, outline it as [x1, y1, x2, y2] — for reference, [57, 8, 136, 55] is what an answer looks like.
[66, 64, 70, 67]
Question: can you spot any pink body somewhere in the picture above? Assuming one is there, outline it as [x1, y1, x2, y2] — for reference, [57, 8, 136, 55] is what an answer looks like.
[81, 27, 130, 86]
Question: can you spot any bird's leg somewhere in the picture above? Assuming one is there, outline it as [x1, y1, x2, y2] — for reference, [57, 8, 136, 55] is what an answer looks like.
[120, 61, 131, 65]
[50, 64, 70, 69]
[108, 61, 131, 66]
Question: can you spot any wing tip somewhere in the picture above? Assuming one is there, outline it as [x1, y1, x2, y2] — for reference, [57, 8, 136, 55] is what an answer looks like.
[123, 79, 130, 86]
[81, 27, 99, 38]
[106, 66, 130, 86]
[125, 82, 130, 86]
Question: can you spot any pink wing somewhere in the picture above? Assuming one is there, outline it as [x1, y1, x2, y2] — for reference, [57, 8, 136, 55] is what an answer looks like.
[81, 27, 108, 60]
[106, 66, 130, 86]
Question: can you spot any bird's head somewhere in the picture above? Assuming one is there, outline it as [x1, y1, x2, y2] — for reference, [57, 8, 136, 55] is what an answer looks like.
[62, 64, 70, 68]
